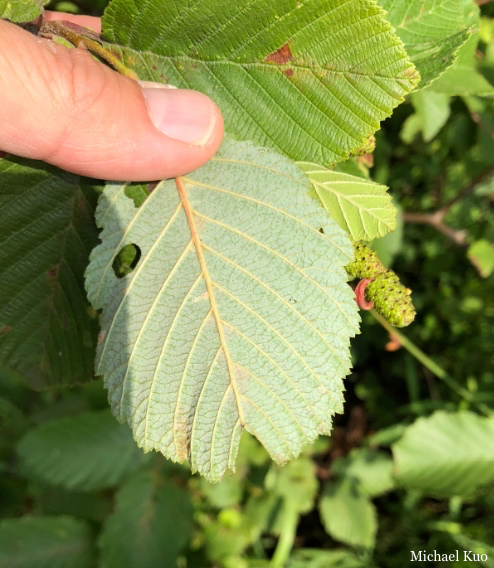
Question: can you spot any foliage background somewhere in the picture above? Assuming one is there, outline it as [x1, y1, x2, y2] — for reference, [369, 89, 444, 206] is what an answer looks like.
[1, 0, 494, 567]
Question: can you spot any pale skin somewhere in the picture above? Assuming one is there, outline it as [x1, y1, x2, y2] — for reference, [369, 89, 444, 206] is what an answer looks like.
[0, 12, 224, 181]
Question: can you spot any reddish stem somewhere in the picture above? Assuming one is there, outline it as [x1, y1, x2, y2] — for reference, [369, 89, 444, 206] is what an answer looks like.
[354, 278, 374, 310]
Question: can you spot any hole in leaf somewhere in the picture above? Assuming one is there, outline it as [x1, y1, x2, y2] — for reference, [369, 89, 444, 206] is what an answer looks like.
[112, 244, 141, 278]
[124, 183, 154, 207]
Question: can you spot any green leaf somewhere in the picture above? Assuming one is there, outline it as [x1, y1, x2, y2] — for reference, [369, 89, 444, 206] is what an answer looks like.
[289, 549, 365, 568]
[429, 33, 494, 96]
[199, 473, 244, 509]
[0, 516, 94, 568]
[401, 91, 451, 143]
[98, 471, 194, 568]
[17, 410, 148, 491]
[0, 0, 48, 22]
[0, 159, 99, 389]
[448, 534, 494, 567]
[299, 162, 396, 241]
[319, 478, 377, 549]
[467, 239, 494, 278]
[331, 448, 395, 497]
[102, 0, 418, 166]
[86, 140, 359, 481]
[393, 411, 494, 497]
[266, 457, 319, 515]
[199, 508, 255, 564]
[379, 0, 474, 89]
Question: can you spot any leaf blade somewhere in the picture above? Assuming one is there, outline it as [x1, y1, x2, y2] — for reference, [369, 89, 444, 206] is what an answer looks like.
[393, 411, 494, 497]
[319, 479, 378, 549]
[0, 0, 48, 22]
[17, 410, 148, 491]
[98, 472, 194, 568]
[300, 162, 396, 241]
[0, 159, 99, 388]
[103, 0, 418, 166]
[379, 0, 475, 88]
[0, 516, 94, 568]
[86, 140, 359, 481]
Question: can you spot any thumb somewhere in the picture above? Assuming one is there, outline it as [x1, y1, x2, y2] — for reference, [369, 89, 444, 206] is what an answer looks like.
[0, 19, 224, 181]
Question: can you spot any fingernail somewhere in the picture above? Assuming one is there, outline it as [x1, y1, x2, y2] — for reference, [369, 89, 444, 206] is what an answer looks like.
[139, 83, 217, 146]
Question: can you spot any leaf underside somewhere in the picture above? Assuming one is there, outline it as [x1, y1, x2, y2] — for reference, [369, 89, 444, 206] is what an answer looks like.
[0, 158, 98, 389]
[299, 162, 396, 241]
[85, 140, 359, 481]
[102, 0, 419, 167]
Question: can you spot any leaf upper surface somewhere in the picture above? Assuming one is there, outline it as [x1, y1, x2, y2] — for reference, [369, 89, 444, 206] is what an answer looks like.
[0, 159, 99, 389]
[299, 162, 396, 241]
[393, 410, 494, 497]
[85, 140, 359, 481]
[379, 0, 475, 89]
[103, 0, 418, 166]
[17, 410, 148, 491]
[319, 478, 378, 548]
[0, 0, 48, 22]
[0, 516, 94, 568]
[98, 472, 194, 568]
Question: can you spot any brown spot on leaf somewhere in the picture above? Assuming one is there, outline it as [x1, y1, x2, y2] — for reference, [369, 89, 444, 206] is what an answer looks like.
[47, 266, 59, 285]
[265, 43, 293, 65]
[0, 324, 11, 337]
[283, 68, 294, 78]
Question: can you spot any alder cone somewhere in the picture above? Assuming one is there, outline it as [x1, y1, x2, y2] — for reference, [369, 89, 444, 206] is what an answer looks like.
[366, 272, 416, 328]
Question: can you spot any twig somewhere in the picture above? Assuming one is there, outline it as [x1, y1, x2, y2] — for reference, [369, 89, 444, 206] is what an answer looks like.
[402, 211, 467, 246]
[39, 19, 139, 80]
[476, 0, 493, 6]
[403, 165, 494, 245]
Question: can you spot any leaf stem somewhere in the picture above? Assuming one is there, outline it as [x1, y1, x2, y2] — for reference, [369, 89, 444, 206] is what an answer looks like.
[270, 506, 298, 568]
[371, 310, 493, 417]
[39, 19, 139, 80]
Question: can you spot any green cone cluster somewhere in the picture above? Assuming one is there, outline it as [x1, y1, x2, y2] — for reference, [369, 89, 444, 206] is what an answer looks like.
[346, 243, 416, 327]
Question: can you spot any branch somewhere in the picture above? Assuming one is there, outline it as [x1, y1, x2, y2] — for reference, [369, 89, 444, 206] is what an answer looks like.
[402, 211, 467, 246]
[403, 165, 494, 246]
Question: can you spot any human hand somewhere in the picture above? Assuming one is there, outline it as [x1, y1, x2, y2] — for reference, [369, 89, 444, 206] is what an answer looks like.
[0, 12, 224, 181]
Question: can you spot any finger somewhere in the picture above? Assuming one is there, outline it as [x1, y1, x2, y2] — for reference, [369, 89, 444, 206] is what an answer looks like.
[44, 11, 102, 33]
[0, 20, 224, 181]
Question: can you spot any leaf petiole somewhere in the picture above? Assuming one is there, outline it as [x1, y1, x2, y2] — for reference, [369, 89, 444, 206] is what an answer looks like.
[38, 18, 139, 80]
